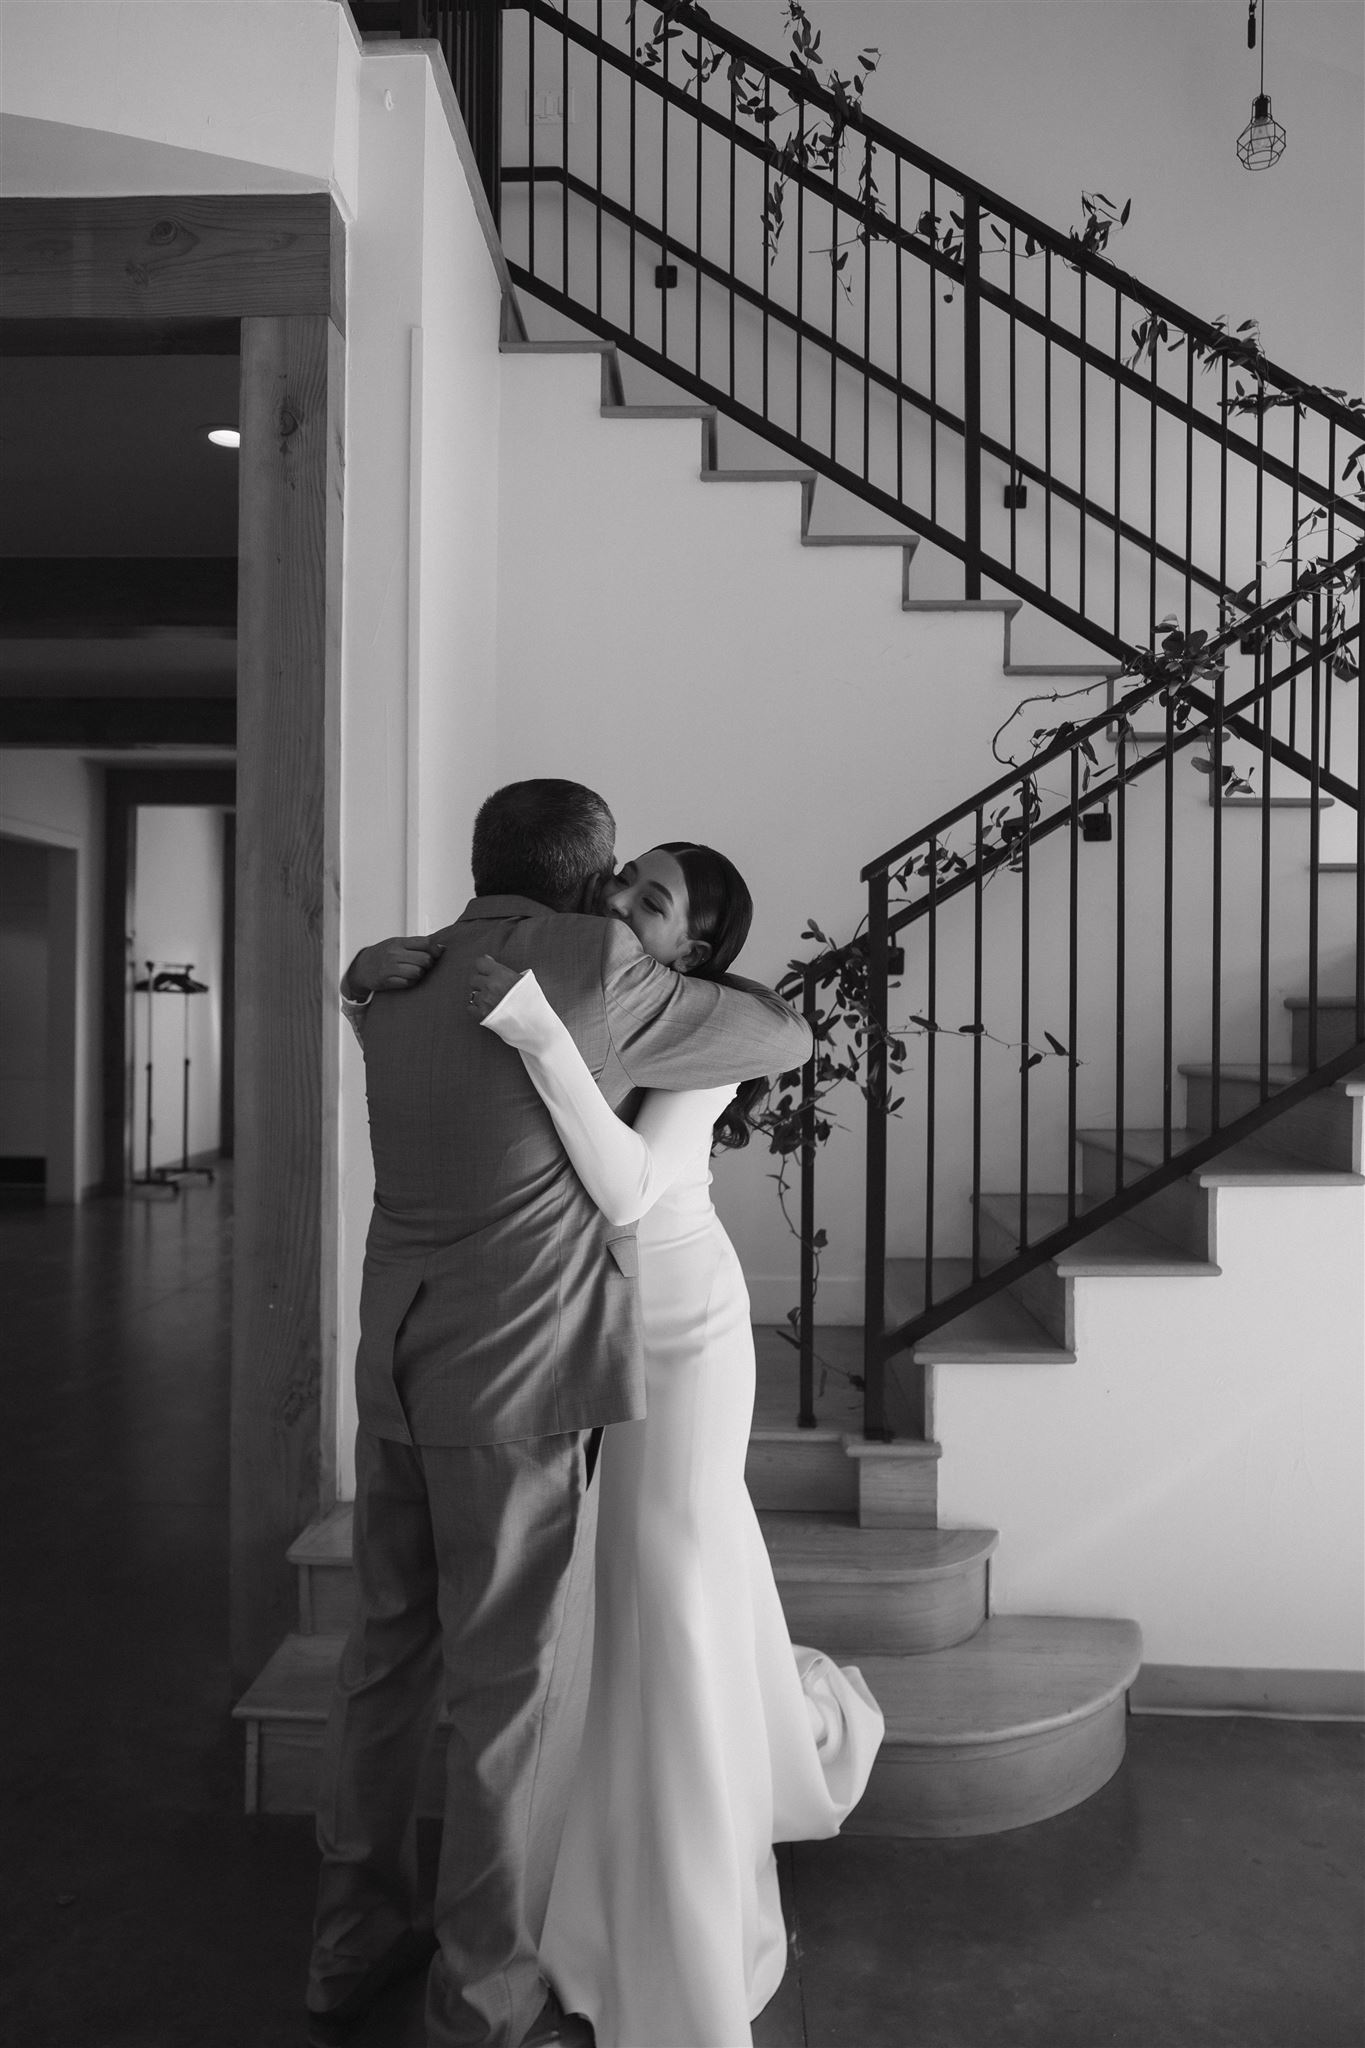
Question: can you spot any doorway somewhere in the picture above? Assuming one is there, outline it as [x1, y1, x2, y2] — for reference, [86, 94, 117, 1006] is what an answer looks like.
[0, 832, 78, 1202]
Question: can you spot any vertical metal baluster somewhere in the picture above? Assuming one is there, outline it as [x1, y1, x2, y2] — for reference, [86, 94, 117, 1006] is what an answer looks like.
[1218, 356, 1229, 600]
[1307, 597, 1323, 1067]
[1044, 250, 1053, 596]
[661, 19, 670, 362]
[1018, 784, 1031, 1249]
[627, 5, 636, 337]
[1078, 271, 1088, 622]
[924, 842, 938, 1306]
[1183, 347, 1194, 633]
[971, 807, 985, 1277]
[1067, 749, 1080, 1220]
[1258, 641, 1273, 1095]
[962, 195, 981, 597]
[1357, 600, 1365, 1050]
[1114, 723, 1127, 1186]
[888, 153, 902, 508]
[1162, 681, 1175, 1159]
[761, 71, 771, 424]
[1112, 292, 1122, 643]
[1211, 653, 1224, 1132]
[727, 56, 736, 397]
[595, 0, 603, 316]
[828, 97, 840, 468]
[863, 870, 890, 1441]
[862, 137, 872, 487]
[528, 1, 537, 276]
[798, 968, 818, 1429]
[560, 0, 569, 297]
[694, 24, 703, 380]
[795, 94, 805, 439]
[1288, 406, 1302, 756]
[1147, 302, 1158, 645]
[1008, 223, 1017, 573]
[929, 176, 939, 526]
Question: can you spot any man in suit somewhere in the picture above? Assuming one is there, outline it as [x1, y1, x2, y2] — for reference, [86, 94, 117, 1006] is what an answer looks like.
[307, 780, 812, 2048]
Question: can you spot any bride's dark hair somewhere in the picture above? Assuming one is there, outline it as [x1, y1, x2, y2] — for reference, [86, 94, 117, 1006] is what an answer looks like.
[657, 842, 767, 1151]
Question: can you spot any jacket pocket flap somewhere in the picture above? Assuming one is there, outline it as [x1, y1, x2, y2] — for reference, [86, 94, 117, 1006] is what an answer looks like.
[605, 1233, 639, 1278]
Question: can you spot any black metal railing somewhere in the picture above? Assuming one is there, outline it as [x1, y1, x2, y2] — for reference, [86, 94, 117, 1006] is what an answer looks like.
[483, 0, 1362, 678]
[785, 554, 1363, 1438]
[386, 1, 1364, 1441]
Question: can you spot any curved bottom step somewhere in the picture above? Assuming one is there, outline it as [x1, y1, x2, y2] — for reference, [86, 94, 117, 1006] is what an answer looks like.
[847, 1615, 1142, 1838]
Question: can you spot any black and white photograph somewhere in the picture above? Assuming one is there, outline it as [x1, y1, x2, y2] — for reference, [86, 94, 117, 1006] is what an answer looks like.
[1, 3, 1361, 2044]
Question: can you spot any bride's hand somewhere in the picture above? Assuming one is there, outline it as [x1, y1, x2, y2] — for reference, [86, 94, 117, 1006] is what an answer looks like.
[469, 953, 522, 1019]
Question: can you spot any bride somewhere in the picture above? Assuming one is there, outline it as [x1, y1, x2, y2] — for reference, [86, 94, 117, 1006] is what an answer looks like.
[467, 841, 884, 2048]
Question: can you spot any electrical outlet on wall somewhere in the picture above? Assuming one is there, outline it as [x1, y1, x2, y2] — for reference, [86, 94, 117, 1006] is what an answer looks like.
[525, 88, 578, 124]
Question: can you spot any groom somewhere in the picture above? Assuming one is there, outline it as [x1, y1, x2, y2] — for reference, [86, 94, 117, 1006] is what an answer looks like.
[306, 779, 812, 2048]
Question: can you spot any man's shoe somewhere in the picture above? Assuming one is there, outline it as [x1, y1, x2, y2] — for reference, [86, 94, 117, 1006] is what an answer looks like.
[306, 1926, 438, 2043]
[521, 1987, 596, 2048]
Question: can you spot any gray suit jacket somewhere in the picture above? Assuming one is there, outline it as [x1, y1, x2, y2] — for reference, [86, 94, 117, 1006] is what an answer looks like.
[355, 895, 813, 1446]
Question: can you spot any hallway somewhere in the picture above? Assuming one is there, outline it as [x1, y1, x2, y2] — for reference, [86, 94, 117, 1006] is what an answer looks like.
[0, 1182, 1360, 2048]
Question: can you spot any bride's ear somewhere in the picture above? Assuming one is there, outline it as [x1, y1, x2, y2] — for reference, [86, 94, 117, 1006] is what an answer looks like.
[676, 936, 712, 974]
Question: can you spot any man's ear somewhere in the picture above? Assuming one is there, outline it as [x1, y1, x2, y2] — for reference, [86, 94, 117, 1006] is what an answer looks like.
[676, 937, 713, 974]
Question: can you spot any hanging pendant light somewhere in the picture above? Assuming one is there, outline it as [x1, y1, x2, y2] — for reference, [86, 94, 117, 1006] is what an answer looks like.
[1237, 0, 1286, 169]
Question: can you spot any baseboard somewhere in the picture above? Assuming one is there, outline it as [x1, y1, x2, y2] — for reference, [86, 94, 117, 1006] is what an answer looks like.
[1130, 1663, 1365, 1721]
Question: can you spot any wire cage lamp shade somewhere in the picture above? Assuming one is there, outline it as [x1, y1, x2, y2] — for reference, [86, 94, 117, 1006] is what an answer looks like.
[1238, 2, 1285, 169]
[1237, 92, 1286, 170]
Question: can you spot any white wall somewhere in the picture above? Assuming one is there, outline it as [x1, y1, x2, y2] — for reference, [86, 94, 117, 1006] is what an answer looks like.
[0, 751, 104, 1197]
[936, 1180, 1365, 1677]
[128, 806, 225, 1173]
[332, 46, 508, 1491]
[0, 0, 362, 212]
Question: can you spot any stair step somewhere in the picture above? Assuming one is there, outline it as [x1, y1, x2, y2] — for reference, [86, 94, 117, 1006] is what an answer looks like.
[698, 466, 816, 486]
[848, 1616, 1142, 1838]
[1078, 1125, 1363, 1187]
[886, 1257, 1074, 1364]
[977, 1191, 1218, 1278]
[762, 1512, 995, 1655]
[801, 532, 916, 550]
[234, 1617, 1141, 1837]
[1005, 663, 1124, 678]
[1211, 794, 1335, 809]
[500, 336, 624, 404]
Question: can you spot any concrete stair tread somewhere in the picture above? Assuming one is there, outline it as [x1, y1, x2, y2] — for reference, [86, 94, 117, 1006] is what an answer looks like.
[1213, 795, 1335, 808]
[1079, 1125, 1363, 1185]
[1283, 994, 1362, 1011]
[758, 1512, 996, 1583]
[902, 598, 1022, 615]
[976, 1192, 1217, 1276]
[599, 402, 716, 421]
[233, 1633, 348, 1724]
[1179, 1059, 1365, 1094]
[699, 466, 815, 485]
[857, 1616, 1142, 1746]
[1315, 861, 1359, 873]
[801, 532, 916, 549]
[1005, 662, 1124, 678]
[886, 1257, 1074, 1363]
[286, 1503, 351, 1567]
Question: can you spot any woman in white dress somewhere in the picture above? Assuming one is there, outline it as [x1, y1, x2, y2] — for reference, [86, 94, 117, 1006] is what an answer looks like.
[469, 843, 884, 2048]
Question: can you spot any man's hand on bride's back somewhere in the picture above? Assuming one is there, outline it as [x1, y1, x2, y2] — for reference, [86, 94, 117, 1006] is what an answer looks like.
[344, 934, 444, 999]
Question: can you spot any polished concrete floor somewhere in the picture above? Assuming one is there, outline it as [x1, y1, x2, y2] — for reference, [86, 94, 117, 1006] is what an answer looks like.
[1, 1178, 1361, 2048]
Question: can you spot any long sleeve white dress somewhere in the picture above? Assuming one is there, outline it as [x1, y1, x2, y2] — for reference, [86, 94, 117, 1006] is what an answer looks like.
[482, 971, 884, 2048]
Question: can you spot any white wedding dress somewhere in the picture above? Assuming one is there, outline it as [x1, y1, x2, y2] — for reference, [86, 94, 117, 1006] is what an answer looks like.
[484, 973, 884, 2048]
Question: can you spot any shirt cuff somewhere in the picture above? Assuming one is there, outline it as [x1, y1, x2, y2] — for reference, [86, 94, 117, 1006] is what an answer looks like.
[340, 986, 373, 1011]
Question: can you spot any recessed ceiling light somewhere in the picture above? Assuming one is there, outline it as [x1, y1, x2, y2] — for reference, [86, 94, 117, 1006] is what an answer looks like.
[206, 427, 240, 449]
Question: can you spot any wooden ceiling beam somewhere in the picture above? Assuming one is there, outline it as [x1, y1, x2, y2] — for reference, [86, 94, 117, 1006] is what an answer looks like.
[0, 697, 235, 745]
[0, 558, 237, 637]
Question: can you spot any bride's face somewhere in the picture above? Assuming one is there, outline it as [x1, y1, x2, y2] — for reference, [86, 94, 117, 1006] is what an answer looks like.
[603, 848, 710, 973]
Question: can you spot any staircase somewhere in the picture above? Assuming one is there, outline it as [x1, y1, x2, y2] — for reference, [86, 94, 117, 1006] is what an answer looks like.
[232, 3, 1364, 1830]
[235, 1329, 1142, 1836]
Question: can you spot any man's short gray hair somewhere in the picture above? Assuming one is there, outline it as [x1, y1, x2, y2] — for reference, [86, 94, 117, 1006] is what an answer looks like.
[471, 779, 616, 910]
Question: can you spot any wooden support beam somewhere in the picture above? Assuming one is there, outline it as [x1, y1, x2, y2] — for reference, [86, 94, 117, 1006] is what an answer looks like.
[0, 697, 236, 746]
[230, 312, 342, 1686]
[0, 316, 240, 357]
[0, 559, 237, 638]
[0, 196, 344, 332]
